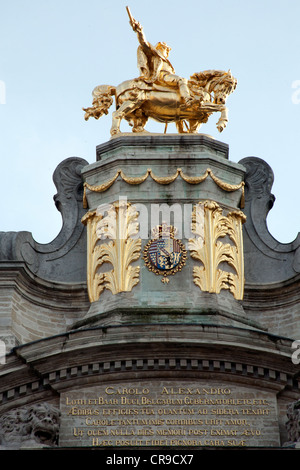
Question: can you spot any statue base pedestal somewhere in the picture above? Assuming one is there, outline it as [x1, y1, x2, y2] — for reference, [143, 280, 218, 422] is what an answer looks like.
[77, 134, 252, 330]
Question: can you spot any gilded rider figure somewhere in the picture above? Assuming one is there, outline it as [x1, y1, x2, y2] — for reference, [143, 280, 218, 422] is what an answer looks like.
[130, 18, 193, 106]
[83, 8, 237, 135]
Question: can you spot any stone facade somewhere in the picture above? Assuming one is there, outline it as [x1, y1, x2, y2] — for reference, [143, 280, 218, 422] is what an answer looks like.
[0, 135, 299, 449]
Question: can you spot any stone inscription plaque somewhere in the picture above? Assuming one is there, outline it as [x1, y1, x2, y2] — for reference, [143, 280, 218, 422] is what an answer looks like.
[59, 381, 280, 447]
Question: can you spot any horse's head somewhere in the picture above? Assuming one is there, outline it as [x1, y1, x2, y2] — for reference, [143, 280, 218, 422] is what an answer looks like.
[212, 71, 237, 105]
[189, 70, 237, 105]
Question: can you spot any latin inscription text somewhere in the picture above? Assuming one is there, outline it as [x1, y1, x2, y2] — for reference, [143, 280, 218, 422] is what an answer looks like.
[60, 382, 278, 447]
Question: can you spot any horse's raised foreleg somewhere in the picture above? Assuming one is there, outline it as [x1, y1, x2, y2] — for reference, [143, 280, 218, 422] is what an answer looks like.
[198, 103, 228, 133]
[216, 106, 228, 133]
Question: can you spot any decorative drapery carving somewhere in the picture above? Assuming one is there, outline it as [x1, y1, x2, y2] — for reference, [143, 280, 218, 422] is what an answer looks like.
[82, 201, 141, 302]
[188, 200, 246, 300]
[83, 168, 245, 209]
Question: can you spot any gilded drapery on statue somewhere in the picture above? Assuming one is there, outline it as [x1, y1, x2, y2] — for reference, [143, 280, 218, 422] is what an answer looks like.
[83, 7, 237, 136]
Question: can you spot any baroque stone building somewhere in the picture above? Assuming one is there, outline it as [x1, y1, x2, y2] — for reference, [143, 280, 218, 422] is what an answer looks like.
[0, 134, 299, 449]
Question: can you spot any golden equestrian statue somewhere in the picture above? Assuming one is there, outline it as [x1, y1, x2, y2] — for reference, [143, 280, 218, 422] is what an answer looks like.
[83, 7, 237, 136]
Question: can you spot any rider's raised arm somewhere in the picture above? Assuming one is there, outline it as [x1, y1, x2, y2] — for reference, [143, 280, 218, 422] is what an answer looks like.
[130, 19, 152, 54]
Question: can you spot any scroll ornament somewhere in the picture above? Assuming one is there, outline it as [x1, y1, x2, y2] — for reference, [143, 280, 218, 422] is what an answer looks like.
[82, 201, 141, 302]
[188, 201, 246, 300]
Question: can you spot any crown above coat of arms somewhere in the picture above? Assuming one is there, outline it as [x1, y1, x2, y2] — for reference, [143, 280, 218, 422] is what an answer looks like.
[151, 223, 178, 239]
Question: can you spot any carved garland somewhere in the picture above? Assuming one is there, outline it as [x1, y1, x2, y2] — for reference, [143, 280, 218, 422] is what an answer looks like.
[83, 168, 245, 209]
[188, 200, 246, 300]
[82, 201, 141, 302]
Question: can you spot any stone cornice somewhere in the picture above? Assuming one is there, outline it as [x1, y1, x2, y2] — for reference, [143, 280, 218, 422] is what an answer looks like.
[0, 322, 298, 415]
[0, 262, 89, 311]
[95, 134, 230, 161]
[243, 274, 300, 311]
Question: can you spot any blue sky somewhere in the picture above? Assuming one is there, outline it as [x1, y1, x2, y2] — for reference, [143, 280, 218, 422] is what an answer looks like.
[0, 0, 299, 243]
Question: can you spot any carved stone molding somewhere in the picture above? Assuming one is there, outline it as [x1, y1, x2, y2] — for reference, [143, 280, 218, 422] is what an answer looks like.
[0, 351, 295, 412]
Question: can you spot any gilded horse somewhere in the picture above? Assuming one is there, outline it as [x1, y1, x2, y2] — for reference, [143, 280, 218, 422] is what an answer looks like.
[83, 69, 237, 136]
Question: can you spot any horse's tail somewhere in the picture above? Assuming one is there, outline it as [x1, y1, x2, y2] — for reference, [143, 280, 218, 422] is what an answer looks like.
[83, 85, 116, 121]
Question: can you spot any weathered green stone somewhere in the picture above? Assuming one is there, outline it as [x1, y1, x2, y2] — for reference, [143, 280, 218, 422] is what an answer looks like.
[78, 134, 256, 330]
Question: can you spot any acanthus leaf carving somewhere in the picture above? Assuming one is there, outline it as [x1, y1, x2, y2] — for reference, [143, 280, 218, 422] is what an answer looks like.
[82, 201, 141, 302]
[189, 200, 246, 300]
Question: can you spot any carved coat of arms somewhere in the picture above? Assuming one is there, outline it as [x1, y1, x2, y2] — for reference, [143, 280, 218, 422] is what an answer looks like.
[143, 224, 187, 283]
